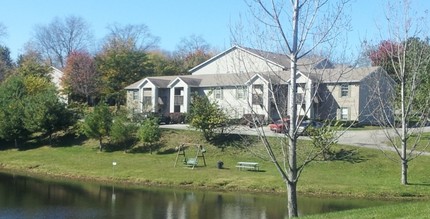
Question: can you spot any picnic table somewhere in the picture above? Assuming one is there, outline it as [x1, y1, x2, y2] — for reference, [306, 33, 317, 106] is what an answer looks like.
[236, 162, 259, 171]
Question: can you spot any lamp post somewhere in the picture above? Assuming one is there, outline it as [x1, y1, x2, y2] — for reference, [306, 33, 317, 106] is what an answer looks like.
[112, 161, 117, 178]
[112, 161, 117, 201]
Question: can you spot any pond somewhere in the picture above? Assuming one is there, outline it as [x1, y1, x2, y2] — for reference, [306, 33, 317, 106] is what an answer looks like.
[0, 172, 397, 219]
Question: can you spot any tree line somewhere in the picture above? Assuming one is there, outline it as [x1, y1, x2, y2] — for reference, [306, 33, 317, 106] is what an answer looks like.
[0, 16, 214, 148]
[0, 16, 214, 106]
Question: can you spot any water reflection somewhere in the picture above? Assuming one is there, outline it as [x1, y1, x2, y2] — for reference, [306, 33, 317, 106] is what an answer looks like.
[0, 172, 396, 219]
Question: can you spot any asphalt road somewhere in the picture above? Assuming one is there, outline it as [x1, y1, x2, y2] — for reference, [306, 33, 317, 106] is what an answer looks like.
[161, 124, 430, 155]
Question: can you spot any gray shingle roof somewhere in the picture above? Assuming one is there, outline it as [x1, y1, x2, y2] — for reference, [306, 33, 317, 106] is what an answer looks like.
[126, 46, 384, 90]
[124, 76, 177, 89]
[148, 76, 177, 87]
[125, 66, 381, 90]
[301, 66, 382, 83]
[188, 45, 333, 73]
[233, 46, 334, 70]
[124, 78, 145, 89]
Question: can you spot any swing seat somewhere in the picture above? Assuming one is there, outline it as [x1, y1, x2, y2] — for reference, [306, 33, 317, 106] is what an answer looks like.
[186, 158, 198, 166]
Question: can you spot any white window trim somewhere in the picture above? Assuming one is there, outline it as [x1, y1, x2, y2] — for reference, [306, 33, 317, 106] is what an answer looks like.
[215, 87, 223, 99]
[340, 84, 349, 97]
[340, 107, 349, 120]
[236, 86, 247, 99]
[132, 90, 139, 100]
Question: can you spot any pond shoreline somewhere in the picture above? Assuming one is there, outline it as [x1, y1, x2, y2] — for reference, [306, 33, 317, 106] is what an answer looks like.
[1, 166, 427, 202]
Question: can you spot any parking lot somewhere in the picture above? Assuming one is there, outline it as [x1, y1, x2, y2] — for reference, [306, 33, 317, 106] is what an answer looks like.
[161, 124, 430, 155]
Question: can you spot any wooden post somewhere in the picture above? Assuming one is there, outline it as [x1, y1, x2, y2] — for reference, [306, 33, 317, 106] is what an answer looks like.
[174, 144, 186, 167]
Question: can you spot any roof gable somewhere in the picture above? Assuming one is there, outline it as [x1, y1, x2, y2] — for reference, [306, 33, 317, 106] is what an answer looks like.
[189, 45, 336, 76]
[189, 45, 286, 75]
[245, 74, 269, 86]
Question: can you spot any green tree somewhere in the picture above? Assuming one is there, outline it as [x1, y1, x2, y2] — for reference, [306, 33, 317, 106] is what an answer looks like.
[188, 93, 228, 141]
[110, 113, 136, 151]
[0, 74, 74, 147]
[16, 51, 51, 79]
[22, 75, 74, 143]
[137, 118, 161, 153]
[0, 75, 28, 147]
[82, 103, 112, 151]
[96, 49, 152, 107]
[96, 23, 159, 108]
[308, 123, 339, 161]
[0, 45, 14, 80]
[147, 51, 181, 76]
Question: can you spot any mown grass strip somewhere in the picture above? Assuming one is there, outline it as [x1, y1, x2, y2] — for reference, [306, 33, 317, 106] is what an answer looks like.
[1, 129, 430, 202]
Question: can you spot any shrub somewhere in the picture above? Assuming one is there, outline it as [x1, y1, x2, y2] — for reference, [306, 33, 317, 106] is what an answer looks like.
[187, 94, 228, 141]
[169, 112, 186, 124]
[82, 102, 112, 151]
[110, 113, 137, 151]
[137, 118, 161, 153]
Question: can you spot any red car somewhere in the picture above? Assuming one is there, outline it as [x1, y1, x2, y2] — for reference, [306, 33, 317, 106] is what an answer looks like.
[269, 118, 290, 133]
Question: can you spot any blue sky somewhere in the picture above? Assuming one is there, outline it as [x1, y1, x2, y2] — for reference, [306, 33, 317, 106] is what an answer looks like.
[1, 0, 430, 60]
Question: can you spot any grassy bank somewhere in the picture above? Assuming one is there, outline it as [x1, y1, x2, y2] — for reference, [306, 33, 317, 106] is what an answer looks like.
[302, 201, 430, 219]
[1, 128, 430, 217]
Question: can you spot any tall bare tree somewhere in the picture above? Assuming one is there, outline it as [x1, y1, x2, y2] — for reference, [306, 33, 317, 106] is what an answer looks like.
[173, 35, 214, 73]
[370, 0, 430, 185]
[233, 0, 352, 217]
[32, 16, 93, 68]
[103, 23, 159, 52]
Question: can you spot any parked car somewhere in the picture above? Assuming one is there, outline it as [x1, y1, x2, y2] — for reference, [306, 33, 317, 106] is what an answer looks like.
[297, 120, 323, 135]
[269, 118, 290, 133]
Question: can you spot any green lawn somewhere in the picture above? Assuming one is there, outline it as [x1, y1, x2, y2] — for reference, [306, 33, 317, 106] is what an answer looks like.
[381, 131, 430, 153]
[1, 128, 430, 217]
[301, 201, 430, 219]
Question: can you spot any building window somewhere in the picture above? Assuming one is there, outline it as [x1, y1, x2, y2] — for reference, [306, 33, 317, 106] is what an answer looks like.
[252, 84, 263, 105]
[132, 90, 139, 100]
[174, 105, 181, 112]
[174, 87, 184, 105]
[174, 96, 184, 105]
[296, 93, 304, 104]
[143, 96, 152, 105]
[340, 107, 349, 120]
[214, 87, 223, 99]
[174, 87, 182, 95]
[340, 84, 349, 97]
[236, 86, 247, 99]
[142, 88, 152, 110]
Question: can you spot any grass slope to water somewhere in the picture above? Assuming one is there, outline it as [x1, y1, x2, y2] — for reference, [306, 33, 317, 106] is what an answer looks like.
[302, 201, 430, 219]
[1, 128, 430, 217]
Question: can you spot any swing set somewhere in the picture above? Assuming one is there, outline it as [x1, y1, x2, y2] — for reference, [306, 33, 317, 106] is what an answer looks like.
[174, 143, 207, 169]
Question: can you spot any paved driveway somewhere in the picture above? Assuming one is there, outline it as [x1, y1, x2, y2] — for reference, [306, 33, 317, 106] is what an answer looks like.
[161, 124, 430, 154]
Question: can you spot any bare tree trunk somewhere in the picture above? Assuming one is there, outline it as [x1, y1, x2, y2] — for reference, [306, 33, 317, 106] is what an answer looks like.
[400, 77, 408, 185]
[99, 138, 103, 151]
[401, 155, 408, 185]
[287, 180, 298, 217]
[286, 1, 300, 217]
[237, 0, 351, 217]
